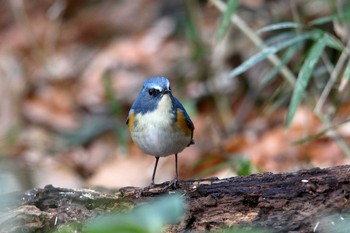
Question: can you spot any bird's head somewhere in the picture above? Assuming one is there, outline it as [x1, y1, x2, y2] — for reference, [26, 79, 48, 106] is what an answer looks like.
[133, 77, 173, 114]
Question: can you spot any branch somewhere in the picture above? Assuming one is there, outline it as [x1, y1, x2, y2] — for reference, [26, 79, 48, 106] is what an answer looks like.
[1, 165, 350, 232]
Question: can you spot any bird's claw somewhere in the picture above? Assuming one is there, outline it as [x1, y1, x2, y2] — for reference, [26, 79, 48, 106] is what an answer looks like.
[167, 178, 179, 189]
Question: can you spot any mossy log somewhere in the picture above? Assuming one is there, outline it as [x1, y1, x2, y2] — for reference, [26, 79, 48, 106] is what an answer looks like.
[1, 165, 350, 233]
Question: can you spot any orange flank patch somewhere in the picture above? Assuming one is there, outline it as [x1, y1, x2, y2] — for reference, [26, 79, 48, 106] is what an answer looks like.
[176, 109, 191, 136]
[127, 110, 134, 131]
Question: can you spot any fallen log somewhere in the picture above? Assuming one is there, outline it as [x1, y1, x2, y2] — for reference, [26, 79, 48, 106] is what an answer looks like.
[1, 165, 350, 232]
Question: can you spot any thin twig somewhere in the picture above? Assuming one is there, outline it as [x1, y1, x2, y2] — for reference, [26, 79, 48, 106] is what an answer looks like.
[315, 39, 350, 113]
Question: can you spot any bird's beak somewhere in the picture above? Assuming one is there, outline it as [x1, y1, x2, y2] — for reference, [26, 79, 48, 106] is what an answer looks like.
[162, 89, 171, 95]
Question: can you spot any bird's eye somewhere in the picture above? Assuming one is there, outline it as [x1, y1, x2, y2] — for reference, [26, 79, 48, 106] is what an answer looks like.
[148, 89, 159, 96]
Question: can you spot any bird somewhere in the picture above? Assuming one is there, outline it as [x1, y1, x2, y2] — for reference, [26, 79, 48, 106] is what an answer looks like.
[126, 77, 194, 187]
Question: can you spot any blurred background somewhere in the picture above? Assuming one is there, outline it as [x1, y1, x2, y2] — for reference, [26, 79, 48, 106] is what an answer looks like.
[1, 0, 350, 192]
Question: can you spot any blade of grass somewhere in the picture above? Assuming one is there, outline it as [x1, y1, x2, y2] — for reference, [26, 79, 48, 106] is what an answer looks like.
[210, 0, 297, 86]
[260, 44, 300, 88]
[314, 38, 347, 114]
[103, 70, 120, 116]
[339, 59, 350, 91]
[184, 0, 206, 60]
[339, 39, 350, 91]
[309, 11, 350, 26]
[293, 129, 328, 145]
[315, 112, 350, 158]
[216, 0, 240, 40]
[103, 70, 129, 150]
[264, 31, 296, 47]
[263, 83, 291, 115]
[286, 34, 327, 128]
[256, 22, 304, 34]
[323, 33, 344, 50]
[292, 118, 350, 145]
[228, 32, 315, 78]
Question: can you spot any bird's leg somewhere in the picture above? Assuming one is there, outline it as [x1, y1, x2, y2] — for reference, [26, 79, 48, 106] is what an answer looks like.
[167, 153, 179, 188]
[175, 153, 178, 181]
[150, 156, 160, 186]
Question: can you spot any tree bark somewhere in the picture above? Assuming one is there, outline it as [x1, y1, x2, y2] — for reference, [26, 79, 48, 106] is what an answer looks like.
[1, 165, 350, 233]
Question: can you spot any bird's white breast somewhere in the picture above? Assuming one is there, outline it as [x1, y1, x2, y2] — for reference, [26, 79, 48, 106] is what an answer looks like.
[130, 95, 191, 157]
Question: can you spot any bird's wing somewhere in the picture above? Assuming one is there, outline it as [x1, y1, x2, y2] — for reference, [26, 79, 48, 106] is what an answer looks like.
[126, 109, 135, 130]
[173, 97, 195, 146]
[125, 115, 129, 125]
[173, 98, 194, 130]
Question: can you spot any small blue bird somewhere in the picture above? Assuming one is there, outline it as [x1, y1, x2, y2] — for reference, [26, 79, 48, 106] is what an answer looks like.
[126, 77, 194, 186]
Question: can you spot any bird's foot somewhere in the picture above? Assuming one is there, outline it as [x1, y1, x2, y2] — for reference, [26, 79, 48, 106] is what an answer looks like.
[166, 178, 179, 189]
[143, 179, 179, 192]
[143, 181, 156, 191]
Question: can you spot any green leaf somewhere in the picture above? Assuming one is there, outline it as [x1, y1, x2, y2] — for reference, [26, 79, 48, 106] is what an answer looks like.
[103, 69, 121, 116]
[86, 194, 185, 233]
[293, 118, 350, 145]
[292, 129, 328, 145]
[235, 157, 252, 176]
[256, 22, 303, 34]
[317, 213, 350, 233]
[228, 32, 315, 78]
[59, 116, 115, 148]
[344, 60, 350, 82]
[309, 11, 350, 26]
[263, 31, 296, 46]
[260, 44, 300, 88]
[217, 0, 240, 40]
[323, 33, 344, 50]
[340, 59, 350, 90]
[184, 1, 206, 60]
[286, 34, 327, 128]
[264, 82, 291, 115]
[52, 222, 82, 233]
